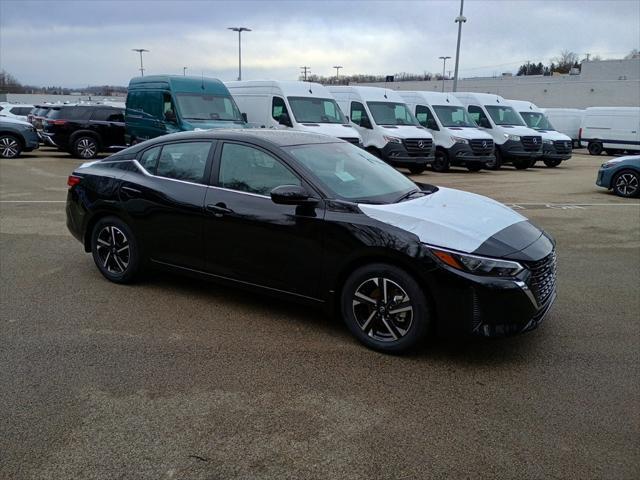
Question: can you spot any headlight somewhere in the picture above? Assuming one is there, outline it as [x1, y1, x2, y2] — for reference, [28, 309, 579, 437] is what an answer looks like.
[451, 136, 469, 144]
[504, 134, 520, 141]
[601, 159, 623, 169]
[429, 247, 524, 277]
[543, 139, 553, 145]
[383, 136, 403, 144]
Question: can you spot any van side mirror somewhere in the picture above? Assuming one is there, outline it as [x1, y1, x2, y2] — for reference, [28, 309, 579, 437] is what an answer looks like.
[278, 112, 292, 127]
[271, 185, 318, 205]
[359, 116, 372, 129]
[426, 118, 439, 130]
[241, 112, 248, 122]
[478, 117, 491, 129]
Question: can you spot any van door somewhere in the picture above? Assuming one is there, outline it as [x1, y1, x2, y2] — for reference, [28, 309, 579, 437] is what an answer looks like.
[350, 100, 375, 146]
[125, 90, 168, 142]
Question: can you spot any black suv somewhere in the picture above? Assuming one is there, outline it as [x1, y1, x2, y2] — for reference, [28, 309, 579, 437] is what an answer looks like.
[42, 105, 126, 158]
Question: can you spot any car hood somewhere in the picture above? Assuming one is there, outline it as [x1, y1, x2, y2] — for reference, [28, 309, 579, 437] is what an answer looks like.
[359, 187, 545, 257]
[296, 123, 362, 140]
[0, 116, 32, 127]
[444, 127, 493, 140]
[379, 125, 433, 139]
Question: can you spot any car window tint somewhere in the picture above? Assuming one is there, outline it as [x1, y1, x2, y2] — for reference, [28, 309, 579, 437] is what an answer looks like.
[156, 142, 211, 183]
[219, 143, 300, 196]
[139, 146, 162, 173]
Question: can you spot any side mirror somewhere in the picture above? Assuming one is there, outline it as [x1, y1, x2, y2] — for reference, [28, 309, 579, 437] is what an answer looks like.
[271, 185, 318, 205]
[479, 118, 492, 129]
[278, 112, 292, 127]
[426, 118, 439, 130]
[359, 116, 372, 129]
[241, 112, 248, 122]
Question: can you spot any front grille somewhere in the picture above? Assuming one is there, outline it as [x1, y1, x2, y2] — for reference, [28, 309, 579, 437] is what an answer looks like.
[521, 135, 542, 151]
[403, 138, 433, 156]
[339, 137, 360, 145]
[469, 138, 494, 155]
[553, 140, 572, 154]
[526, 251, 557, 306]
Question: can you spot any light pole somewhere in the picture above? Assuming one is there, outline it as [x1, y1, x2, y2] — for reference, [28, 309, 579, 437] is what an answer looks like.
[452, 0, 466, 92]
[183, 67, 187, 76]
[333, 65, 343, 82]
[228, 27, 251, 80]
[300, 66, 311, 81]
[132, 49, 149, 77]
[439, 56, 451, 92]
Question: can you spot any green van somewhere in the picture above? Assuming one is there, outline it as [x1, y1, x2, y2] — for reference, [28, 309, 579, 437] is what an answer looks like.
[125, 75, 247, 143]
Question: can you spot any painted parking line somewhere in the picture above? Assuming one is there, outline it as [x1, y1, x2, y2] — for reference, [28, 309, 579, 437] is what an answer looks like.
[0, 200, 66, 203]
[507, 203, 640, 210]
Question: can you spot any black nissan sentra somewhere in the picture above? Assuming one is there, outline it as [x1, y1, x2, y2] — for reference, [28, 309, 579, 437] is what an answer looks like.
[66, 130, 557, 353]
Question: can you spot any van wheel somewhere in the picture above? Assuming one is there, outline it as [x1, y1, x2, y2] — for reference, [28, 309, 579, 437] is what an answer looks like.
[431, 150, 450, 172]
[341, 263, 431, 354]
[605, 149, 619, 156]
[408, 166, 426, 174]
[467, 164, 483, 172]
[543, 159, 562, 167]
[513, 159, 530, 170]
[486, 150, 501, 170]
[588, 141, 603, 156]
[612, 170, 639, 198]
[73, 136, 99, 159]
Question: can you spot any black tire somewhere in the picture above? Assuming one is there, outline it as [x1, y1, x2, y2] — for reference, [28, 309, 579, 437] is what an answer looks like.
[512, 158, 530, 170]
[340, 263, 431, 354]
[90, 216, 141, 283]
[73, 135, 99, 159]
[408, 166, 426, 174]
[366, 147, 382, 159]
[605, 149, 619, 156]
[486, 150, 501, 170]
[0, 134, 22, 159]
[588, 141, 603, 156]
[467, 164, 483, 172]
[612, 170, 640, 198]
[431, 149, 450, 172]
[543, 159, 562, 168]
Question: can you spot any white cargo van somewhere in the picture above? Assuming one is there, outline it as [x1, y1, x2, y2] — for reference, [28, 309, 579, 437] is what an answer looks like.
[454, 92, 543, 169]
[328, 86, 435, 173]
[508, 99, 572, 168]
[579, 107, 640, 156]
[541, 108, 584, 148]
[398, 91, 495, 172]
[226, 81, 361, 145]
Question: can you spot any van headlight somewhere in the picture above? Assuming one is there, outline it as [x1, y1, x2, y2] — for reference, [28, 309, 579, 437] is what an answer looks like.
[451, 136, 469, 144]
[429, 247, 524, 277]
[383, 136, 403, 144]
[504, 134, 520, 141]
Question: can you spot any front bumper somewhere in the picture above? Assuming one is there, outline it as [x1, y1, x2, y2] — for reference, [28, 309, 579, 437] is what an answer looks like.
[23, 130, 40, 151]
[542, 145, 572, 161]
[499, 140, 543, 160]
[381, 143, 434, 167]
[596, 168, 613, 188]
[41, 132, 58, 147]
[448, 143, 495, 166]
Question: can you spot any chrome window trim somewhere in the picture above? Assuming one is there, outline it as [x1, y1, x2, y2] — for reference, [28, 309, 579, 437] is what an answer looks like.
[132, 159, 208, 188]
[207, 185, 271, 199]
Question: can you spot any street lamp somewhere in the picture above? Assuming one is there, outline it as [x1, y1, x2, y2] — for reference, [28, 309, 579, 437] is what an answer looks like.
[333, 65, 343, 83]
[439, 56, 451, 92]
[228, 27, 251, 80]
[452, 0, 466, 92]
[183, 67, 187, 76]
[132, 48, 149, 77]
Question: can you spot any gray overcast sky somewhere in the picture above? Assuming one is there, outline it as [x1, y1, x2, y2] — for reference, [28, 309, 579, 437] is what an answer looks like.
[1, 0, 638, 87]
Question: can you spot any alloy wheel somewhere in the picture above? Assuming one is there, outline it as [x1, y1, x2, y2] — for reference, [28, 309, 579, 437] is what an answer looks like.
[77, 138, 97, 158]
[0, 136, 20, 158]
[614, 172, 639, 197]
[352, 277, 414, 342]
[95, 225, 130, 274]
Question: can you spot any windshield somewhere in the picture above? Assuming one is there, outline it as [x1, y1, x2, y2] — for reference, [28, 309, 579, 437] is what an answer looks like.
[175, 93, 243, 122]
[484, 105, 525, 126]
[367, 102, 418, 126]
[433, 105, 476, 127]
[285, 142, 418, 203]
[287, 97, 346, 124]
[519, 111, 554, 130]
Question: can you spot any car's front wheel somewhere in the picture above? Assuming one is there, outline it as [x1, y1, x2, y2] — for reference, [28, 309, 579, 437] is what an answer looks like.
[73, 136, 99, 159]
[0, 135, 22, 159]
[512, 158, 530, 170]
[467, 164, 483, 172]
[91, 216, 141, 283]
[341, 263, 431, 354]
[612, 170, 639, 198]
[543, 159, 562, 168]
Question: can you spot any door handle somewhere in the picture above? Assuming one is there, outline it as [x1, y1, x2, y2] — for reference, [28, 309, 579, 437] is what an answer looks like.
[121, 185, 141, 196]
[206, 203, 233, 217]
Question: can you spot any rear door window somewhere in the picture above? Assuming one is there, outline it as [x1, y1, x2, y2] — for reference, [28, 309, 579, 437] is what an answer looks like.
[155, 142, 213, 183]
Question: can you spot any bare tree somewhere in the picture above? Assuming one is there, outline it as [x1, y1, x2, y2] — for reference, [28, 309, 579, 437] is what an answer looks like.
[624, 49, 639, 59]
[552, 50, 579, 73]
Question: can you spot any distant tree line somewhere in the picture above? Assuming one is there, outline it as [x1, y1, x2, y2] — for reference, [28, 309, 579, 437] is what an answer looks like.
[299, 71, 455, 85]
[0, 70, 126, 95]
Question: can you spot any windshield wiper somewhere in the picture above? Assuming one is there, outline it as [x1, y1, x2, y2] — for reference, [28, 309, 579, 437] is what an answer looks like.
[394, 189, 424, 203]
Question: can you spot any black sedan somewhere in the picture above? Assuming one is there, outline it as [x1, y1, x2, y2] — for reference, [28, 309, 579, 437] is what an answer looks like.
[66, 130, 557, 353]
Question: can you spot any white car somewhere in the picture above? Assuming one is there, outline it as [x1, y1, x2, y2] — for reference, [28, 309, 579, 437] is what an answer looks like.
[0, 103, 35, 122]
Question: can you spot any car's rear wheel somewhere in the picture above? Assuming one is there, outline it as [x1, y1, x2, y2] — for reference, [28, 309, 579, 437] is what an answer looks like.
[91, 216, 140, 283]
[513, 158, 530, 170]
[431, 149, 450, 172]
[341, 263, 431, 354]
[588, 141, 603, 156]
[543, 159, 562, 167]
[612, 170, 639, 198]
[0, 135, 22, 159]
[73, 136, 99, 159]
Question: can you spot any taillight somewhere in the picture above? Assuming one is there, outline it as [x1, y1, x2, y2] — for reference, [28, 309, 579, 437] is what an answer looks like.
[49, 119, 67, 125]
[67, 175, 81, 188]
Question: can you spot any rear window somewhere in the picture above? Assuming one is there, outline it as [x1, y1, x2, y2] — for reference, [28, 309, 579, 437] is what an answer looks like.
[10, 107, 33, 116]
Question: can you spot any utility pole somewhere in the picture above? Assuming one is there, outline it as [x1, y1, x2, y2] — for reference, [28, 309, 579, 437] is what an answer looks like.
[439, 56, 451, 92]
[452, 0, 466, 92]
[448, 69, 452, 79]
[585, 53, 591, 62]
[183, 67, 187, 76]
[333, 65, 343, 82]
[300, 66, 311, 81]
[228, 27, 251, 80]
[132, 49, 149, 77]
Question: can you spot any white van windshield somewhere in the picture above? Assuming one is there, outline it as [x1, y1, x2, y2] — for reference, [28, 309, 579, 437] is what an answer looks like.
[519, 112, 554, 130]
[287, 97, 346, 124]
[367, 102, 418, 126]
[432, 106, 476, 127]
[484, 105, 526, 126]
[175, 93, 243, 122]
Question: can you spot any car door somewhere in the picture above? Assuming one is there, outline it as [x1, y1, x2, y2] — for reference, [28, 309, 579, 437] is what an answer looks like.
[203, 141, 325, 299]
[90, 108, 125, 147]
[119, 140, 215, 269]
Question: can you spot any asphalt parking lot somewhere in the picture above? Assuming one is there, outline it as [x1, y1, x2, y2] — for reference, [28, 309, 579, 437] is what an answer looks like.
[1, 148, 638, 479]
